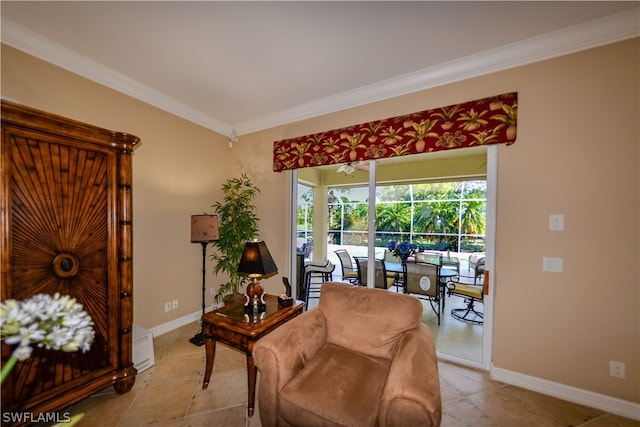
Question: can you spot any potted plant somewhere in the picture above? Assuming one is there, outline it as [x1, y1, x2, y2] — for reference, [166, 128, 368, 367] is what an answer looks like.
[210, 174, 260, 303]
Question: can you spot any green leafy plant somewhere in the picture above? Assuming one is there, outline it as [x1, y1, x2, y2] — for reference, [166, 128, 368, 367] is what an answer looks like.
[210, 174, 260, 303]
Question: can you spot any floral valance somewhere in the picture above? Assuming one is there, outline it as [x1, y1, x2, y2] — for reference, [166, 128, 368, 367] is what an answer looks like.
[273, 92, 517, 172]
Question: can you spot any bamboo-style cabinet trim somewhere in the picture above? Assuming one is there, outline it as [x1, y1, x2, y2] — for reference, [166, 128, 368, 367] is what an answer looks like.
[1, 101, 139, 420]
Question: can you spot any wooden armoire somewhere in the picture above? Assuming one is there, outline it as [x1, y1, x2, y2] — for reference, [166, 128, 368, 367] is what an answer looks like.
[1, 101, 139, 419]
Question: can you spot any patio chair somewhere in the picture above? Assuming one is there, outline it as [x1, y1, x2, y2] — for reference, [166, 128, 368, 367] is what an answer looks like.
[382, 250, 405, 290]
[446, 280, 484, 324]
[303, 260, 335, 310]
[355, 257, 396, 290]
[473, 260, 485, 284]
[383, 249, 401, 263]
[334, 249, 359, 284]
[468, 252, 484, 268]
[415, 251, 442, 266]
[405, 262, 442, 325]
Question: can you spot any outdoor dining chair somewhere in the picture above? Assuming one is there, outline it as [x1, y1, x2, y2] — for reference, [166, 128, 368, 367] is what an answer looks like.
[334, 249, 359, 284]
[446, 280, 484, 324]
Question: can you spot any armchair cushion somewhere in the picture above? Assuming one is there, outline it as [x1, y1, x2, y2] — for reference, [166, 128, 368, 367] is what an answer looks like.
[319, 281, 422, 360]
[280, 343, 390, 426]
[448, 282, 483, 300]
[253, 282, 441, 427]
[252, 309, 327, 425]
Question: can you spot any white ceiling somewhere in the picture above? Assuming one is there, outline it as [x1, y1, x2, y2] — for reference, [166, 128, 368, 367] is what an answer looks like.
[2, 2, 638, 138]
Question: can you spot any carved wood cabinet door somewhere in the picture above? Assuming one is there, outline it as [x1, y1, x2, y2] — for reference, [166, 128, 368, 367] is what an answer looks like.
[1, 101, 139, 419]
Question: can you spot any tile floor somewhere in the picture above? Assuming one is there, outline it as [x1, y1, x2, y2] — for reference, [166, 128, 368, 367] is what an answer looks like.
[65, 321, 639, 427]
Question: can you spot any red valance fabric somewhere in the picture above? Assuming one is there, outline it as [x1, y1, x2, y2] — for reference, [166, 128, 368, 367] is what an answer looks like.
[273, 92, 517, 172]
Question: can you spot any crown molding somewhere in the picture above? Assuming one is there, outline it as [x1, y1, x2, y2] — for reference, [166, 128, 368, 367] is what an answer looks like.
[1, 19, 233, 136]
[235, 7, 639, 135]
[3, 7, 638, 138]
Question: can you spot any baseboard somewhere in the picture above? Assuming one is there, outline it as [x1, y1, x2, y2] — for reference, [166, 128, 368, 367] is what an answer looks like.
[149, 304, 223, 338]
[491, 365, 640, 421]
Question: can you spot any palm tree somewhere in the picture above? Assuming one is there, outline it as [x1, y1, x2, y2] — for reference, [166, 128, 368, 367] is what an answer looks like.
[375, 202, 411, 238]
[460, 200, 486, 235]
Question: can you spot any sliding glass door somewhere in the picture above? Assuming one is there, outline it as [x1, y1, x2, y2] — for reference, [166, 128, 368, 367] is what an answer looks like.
[291, 146, 494, 368]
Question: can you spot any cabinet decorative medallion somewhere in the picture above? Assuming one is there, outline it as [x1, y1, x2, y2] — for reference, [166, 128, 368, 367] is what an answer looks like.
[52, 252, 80, 278]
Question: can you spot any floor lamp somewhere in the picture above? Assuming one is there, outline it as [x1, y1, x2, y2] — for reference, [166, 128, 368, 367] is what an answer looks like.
[189, 214, 219, 346]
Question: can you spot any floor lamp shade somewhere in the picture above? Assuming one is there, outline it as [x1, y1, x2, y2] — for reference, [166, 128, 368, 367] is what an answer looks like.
[191, 215, 219, 242]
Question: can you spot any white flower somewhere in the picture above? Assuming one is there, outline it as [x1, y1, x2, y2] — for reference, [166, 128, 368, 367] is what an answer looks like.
[12, 345, 33, 361]
[0, 293, 95, 362]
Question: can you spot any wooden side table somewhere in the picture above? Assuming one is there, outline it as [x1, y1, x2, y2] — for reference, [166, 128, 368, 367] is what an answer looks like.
[202, 294, 304, 416]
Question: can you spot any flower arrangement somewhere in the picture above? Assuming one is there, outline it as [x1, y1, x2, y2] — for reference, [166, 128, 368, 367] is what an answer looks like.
[0, 293, 95, 383]
[387, 241, 418, 261]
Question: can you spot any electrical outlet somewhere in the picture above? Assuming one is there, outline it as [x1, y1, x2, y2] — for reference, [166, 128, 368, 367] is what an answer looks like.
[164, 302, 171, 312]
[172, 299, 179, 310]
[210, 288, 216, 298]
[549, 214, 565, 231]
[610, 361, 625, 379]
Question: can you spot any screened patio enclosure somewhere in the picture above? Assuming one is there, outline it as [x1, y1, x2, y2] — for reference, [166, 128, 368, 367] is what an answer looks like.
[296, 147, 488, 264]
[299, 180, 486, 255]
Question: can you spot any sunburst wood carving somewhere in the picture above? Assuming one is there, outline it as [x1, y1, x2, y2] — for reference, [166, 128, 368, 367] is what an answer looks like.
[9, 136, 112, 401]
[1, 101, 139, 417]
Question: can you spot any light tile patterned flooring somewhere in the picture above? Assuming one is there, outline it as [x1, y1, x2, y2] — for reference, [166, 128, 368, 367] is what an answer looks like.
[67, 321, 638, 427]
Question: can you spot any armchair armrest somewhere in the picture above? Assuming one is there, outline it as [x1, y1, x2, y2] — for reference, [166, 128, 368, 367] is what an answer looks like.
[378, 324, 442, 427]
[253, 308, 328, 427]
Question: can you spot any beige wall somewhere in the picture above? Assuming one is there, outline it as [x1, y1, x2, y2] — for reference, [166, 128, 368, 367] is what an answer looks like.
[2, 46, 234, 329]
[2, 38, 638, 404]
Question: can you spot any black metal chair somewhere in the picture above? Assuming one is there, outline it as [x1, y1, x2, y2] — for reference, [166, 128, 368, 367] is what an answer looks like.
[446, 281, 484, 324]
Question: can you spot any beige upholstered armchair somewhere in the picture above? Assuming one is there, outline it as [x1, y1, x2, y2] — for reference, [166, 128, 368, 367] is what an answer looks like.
[253, 282, 442, 427]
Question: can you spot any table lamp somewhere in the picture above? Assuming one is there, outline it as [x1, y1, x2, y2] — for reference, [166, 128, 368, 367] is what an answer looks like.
[237, 240, 278, 313]
[189, 214, 219, 346]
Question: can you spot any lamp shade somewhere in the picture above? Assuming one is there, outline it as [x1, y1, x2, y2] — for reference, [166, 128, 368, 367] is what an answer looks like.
[191, 214, 219, 242]
[237, 240, 278, 279]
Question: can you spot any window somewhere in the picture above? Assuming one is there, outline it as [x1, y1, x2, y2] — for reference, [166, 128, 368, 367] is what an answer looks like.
[320, 180, 486, 253]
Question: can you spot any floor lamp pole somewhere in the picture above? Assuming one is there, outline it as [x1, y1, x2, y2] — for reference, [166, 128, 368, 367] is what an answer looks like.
[189, 241, 208, 346]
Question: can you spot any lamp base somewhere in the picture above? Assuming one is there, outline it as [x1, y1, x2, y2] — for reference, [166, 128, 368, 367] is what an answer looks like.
[189, 328, 205, 346]
[244, 280, 266, 314]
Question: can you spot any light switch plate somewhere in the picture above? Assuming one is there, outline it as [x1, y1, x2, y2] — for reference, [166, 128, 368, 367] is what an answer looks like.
[549, 214, 564, 231]
[543, 257, 563, 273]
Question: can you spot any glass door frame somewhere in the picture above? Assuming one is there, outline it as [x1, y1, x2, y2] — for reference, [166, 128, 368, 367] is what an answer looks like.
[287, 146, 496, 371]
